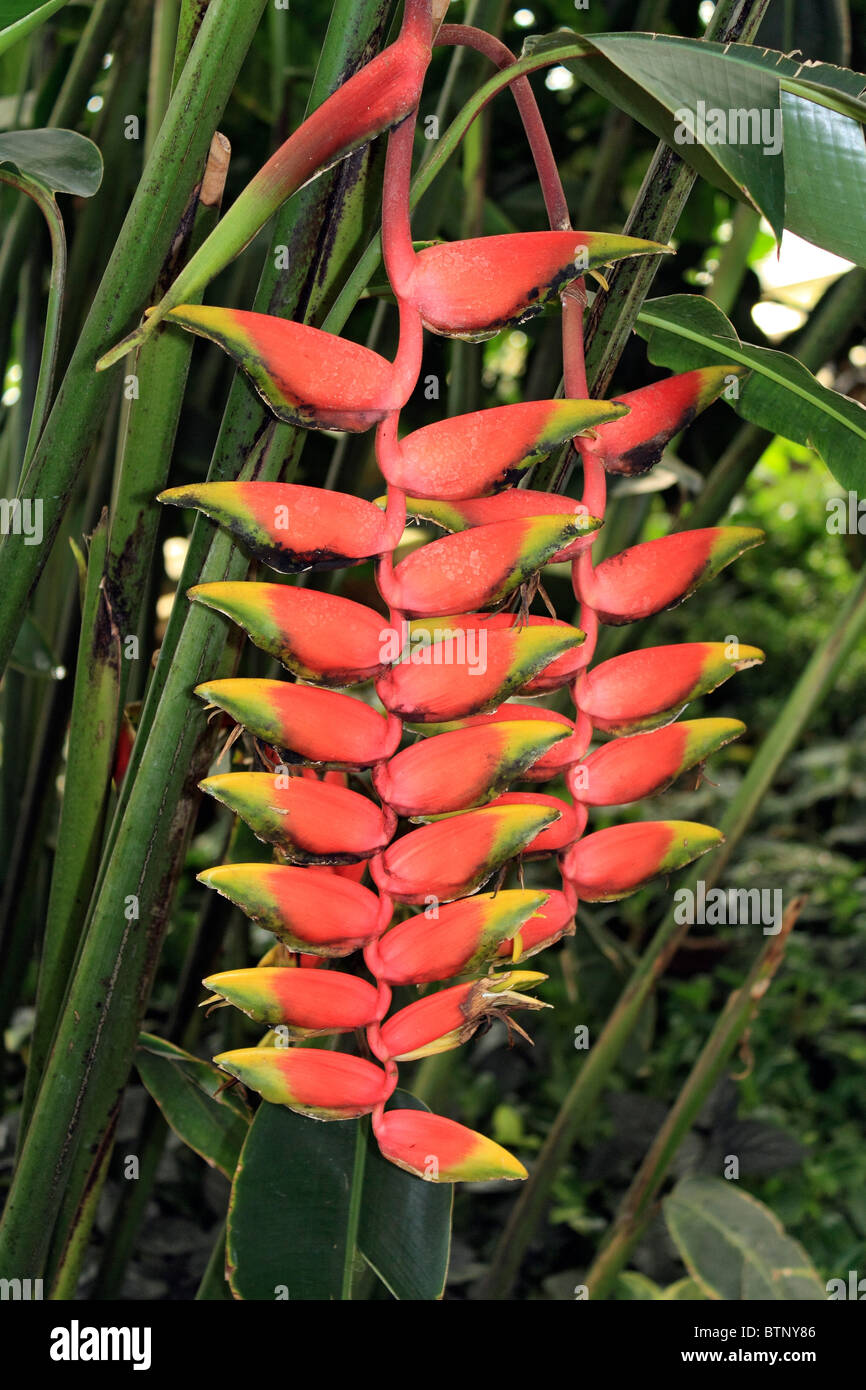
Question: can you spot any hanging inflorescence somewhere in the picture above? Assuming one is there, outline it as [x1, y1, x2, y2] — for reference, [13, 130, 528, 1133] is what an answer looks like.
[154, 1, 764, 1184]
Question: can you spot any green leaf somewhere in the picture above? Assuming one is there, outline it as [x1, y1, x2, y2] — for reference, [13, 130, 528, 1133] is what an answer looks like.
[135, 1033, 251, 1181]
[636, 294, 866, 490]
[661, 1277, 707, 1301]
[227, 1100, 357, 1301]
[359, 1092, 452, 1301]
[0, 0, 70, 57]
[664, 1176, 827, 1300]
[227, 1091, 452, 1301]
[9, 613, 65, 679]
[0, 128, 103, 196]
[525, 30, 866, 262]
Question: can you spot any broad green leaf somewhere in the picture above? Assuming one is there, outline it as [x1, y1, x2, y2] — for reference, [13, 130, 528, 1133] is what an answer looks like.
[359, 1091, 452, 1301]
[636, 294, 866, 491]
[136, 1033, 251, 1181]
[524, 30, 866, 263]
[664, 1176, 826, 1300]
[0, 1, 70, 58]
[227, 1091, 452, 1301]
[227, 1101, 356, 1301]
[0, 128, 103, 195]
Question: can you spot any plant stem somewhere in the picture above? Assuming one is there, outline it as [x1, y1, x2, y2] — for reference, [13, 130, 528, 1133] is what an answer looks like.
[584, 896, 804, 1299]
[0, 169, 66, 474]
[342, 1121, 368, 1300]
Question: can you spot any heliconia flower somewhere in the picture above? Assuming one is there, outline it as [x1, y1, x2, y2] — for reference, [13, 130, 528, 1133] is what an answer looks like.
[374, 1109, 527, 1182]
[199, 773, 396, 864]
[202, 967, 379, 1035]
[378, 973, 548, 1061]
[196, 863, 388, 956]
[393, 491, 601, 561]
[377, 514, 591, 617]
[165, 307, 399, 431]
[560, 820, 724, 901]
[570, 717, 745, 806]
[482, 791, 584, 853]
[574, 527, 764, 624]
[370, 801, 562, 903]
[386, 399, 628, 499]
[414, 704, 585, 781]
[159, 482, 404, 572]
[372, 720, 571, 817]
[97, 22, 432, 369]
[577, 641, 764, 736]
[194, 679, 402, 768]
[375, 619, 585, 723]
[407, 231, 670, 340]
[213, 1047, 392, 1119]
[375, 889, 551, 985]
[590, 366, 749, 475]
[493, 888, 576, 962]
[188, 583, 390, 686]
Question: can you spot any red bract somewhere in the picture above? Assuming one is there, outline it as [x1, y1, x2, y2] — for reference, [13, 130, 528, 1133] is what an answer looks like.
[189, 583, 391, 685]
[161, 482, 405, 571]
[408, 230, 670, 339]
[387, 400, 626, 498]
[576, 642, 764, 735]
[574, 527, 763, 624]
[377, 513, 589, 615]
[370, 801, 562, 903]
[195, 679, 402, 768]
[591, 366, 749, 474]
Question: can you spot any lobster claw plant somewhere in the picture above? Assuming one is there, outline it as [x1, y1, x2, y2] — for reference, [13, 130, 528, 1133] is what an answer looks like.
[3, 0, 865, 1305]
[146, 0, 762, 1187]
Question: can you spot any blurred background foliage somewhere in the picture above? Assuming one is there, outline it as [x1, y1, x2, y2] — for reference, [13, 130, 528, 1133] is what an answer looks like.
[1, 0, 865, 1298]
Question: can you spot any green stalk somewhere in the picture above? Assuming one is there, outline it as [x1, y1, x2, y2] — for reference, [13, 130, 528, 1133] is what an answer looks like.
[342, 1121, 369, 1300]
[19, 136, 229, 1142]
[0, 169, 66, 473]
[195, 1221, 232, 1300]
[0, 0, 269, 680]
[19, 513, 120, 1137]
[584, 897, 804, 1299]
[706, 203, 760, 315]
[479, 561, 866, 1298]
[145, 0, 181, 159]
[0, 0, 138, 425]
